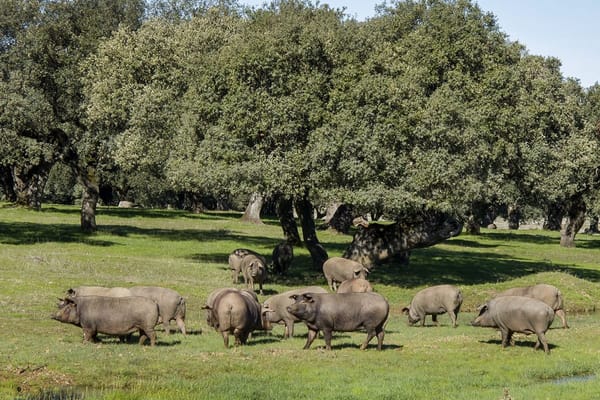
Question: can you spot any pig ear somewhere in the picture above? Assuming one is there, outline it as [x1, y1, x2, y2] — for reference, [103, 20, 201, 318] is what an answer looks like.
[289, 294, 299, 300]
[401, 307, 410, 315]
[302, 294, 314, 302]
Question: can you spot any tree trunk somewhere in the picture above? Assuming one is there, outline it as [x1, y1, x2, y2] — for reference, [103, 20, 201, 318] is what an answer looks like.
[343, 212, 462, 269]
[560, 195, 586, 247]
[464, 214, 481, 235]
[277, 196, 301, 245]
[0, 166, 16, 201]
[587, 215, 599, 234]
[543, 203, 564, 231]
[79, 166, 99, 233]
[507, 204, 520, 230]
[12, 164, 51, 210]
[295, 196, 328, 270]
[241, 192, 264, 224]
[321, 203, 355, 234]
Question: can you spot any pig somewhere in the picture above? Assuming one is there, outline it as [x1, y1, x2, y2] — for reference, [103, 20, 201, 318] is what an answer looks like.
[402, 284, 463, 327]
[128, 286, 187, 335]
[272, 242, 294, 274]
[203, 288, 258, 328]
[52, 296, 159, 345]
[286, 292, 389, 351]
[262, 286, 328, 338]
[228, 248, 266, 284]
[495, 283, 568, 328]
[202, 288, 265, 347]
[242, 254, 267, 295]
[471, 295, 555, 354]
[322, 257, 369, 292]
[337, 278, 373, 294]
[66, 286, 132, 298]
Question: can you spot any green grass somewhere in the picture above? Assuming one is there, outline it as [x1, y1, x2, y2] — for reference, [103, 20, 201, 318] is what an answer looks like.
[1, 203, 600, 399]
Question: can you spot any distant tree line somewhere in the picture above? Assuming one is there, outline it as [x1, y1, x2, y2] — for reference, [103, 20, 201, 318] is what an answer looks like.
[2, 0, 600, 265]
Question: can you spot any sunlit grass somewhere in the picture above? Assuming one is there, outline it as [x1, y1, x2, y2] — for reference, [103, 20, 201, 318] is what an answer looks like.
[1, 203, 599, 399]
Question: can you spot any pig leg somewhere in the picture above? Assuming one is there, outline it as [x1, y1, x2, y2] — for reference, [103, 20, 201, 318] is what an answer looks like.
[448, 311, 457, 328]
[176, 316, 186, 335]
[376, 328, 385, 351]
[303, 329, 318, 349]
[534, 332, 550, 354]
[500, 329, 512, 348]
[258, 281, 263, 296]
[360, 330, 376, 350]
[222, 331, 230, 348]
[432, 314, 439, 326]
[162, 314, 171, 335]
[323, 329, 333, 350]
[285, 320, 294, 338]
[555, 309, 569, 329]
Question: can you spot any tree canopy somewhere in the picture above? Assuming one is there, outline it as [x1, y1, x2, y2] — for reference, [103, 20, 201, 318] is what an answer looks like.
[2, 0, 599, 251]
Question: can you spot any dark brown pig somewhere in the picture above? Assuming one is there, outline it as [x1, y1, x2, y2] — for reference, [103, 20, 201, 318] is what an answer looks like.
[287, 292, 389, 350]
[241, 254, 267, 295]
[129, 286, 187, 335]
[495, 283, 568, 328]
[336, 278, 373, 294]
[262, 286, 328, 338]
[471, 295, 555, 354]
[203, 289, 264, 347]
[402, 284, 462, 327]
[322, 257, 369, 292]
[52, 296, 159, 345]
[272, 242, 293, 275]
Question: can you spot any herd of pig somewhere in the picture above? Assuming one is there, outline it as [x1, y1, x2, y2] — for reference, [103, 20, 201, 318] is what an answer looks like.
[52, 246, 569, 354]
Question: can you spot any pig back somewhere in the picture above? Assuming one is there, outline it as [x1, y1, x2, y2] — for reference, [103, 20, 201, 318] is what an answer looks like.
[496, 284, 563, 311]
[68, 286, 132, 298]
[410, 284, 461, 313]
[487, 296, 555, 333]
[129, 286, 186, 320]
[212, 290, 262, 332]
[309, 292, 389, 331]
[74, 295, 159, 335]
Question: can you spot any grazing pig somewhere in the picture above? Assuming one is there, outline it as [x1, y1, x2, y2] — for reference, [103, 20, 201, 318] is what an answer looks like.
[203, 288, 264, 347]
[262, 286, 328, 338]
[128, 286, 187, 335]
[322, 257, 369, 292]
[66, 286, 132, 298]
[272, 242, 294, 274]
[228, 248, 266, 284]
[402, 284, 462, 327]
[203, 288, 258, 328]
[287, 292, 389, 350]
[495, 284, 568, 328]
[52, 296, 159, 345]
[242, 254, 267, 295]
[471, 295, 555, 354]
[337, 278, 373, 294]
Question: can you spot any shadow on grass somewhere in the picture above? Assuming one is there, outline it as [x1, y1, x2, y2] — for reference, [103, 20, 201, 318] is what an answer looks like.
[478, 338, 557, 351]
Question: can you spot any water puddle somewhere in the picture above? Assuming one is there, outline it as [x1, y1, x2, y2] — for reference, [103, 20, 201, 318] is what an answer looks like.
[553, 374, 596, 385]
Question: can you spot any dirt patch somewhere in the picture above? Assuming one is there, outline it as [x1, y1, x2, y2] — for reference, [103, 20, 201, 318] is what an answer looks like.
[1, 364, 75, 396]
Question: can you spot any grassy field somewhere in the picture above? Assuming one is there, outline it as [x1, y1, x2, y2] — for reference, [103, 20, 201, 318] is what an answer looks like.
[1, 204, 599, 399]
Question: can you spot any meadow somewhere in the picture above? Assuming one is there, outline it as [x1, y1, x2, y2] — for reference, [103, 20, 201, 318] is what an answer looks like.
[1, 204, 599, 400]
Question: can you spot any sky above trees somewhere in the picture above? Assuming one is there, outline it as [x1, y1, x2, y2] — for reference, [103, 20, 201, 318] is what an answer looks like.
[242, 0, 600, 88]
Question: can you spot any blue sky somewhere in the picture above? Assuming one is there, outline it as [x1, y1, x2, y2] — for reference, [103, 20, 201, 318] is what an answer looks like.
[241, 0, 599, 88]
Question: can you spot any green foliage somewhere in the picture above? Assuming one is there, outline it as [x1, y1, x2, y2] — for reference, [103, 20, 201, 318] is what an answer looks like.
[1, 205, 600, 399]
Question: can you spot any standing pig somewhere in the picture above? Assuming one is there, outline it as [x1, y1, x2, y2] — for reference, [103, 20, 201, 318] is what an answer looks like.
[129, 286, 187, 335]
[242, 254, 267, 295]
[52, 296, 159, 345]
[203, 289, 264, 347]
[262, 286, 328, 338]
[322, 257, 369, 292]
[287, 292, 389, 351]
[228, 248, 266, 284]
[337, 278, 373, 294]
[471, 295, 555, 354]
[495, 283, 568, 328]
[272, 242, 294, 274]
[402, 284, 462, 327]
